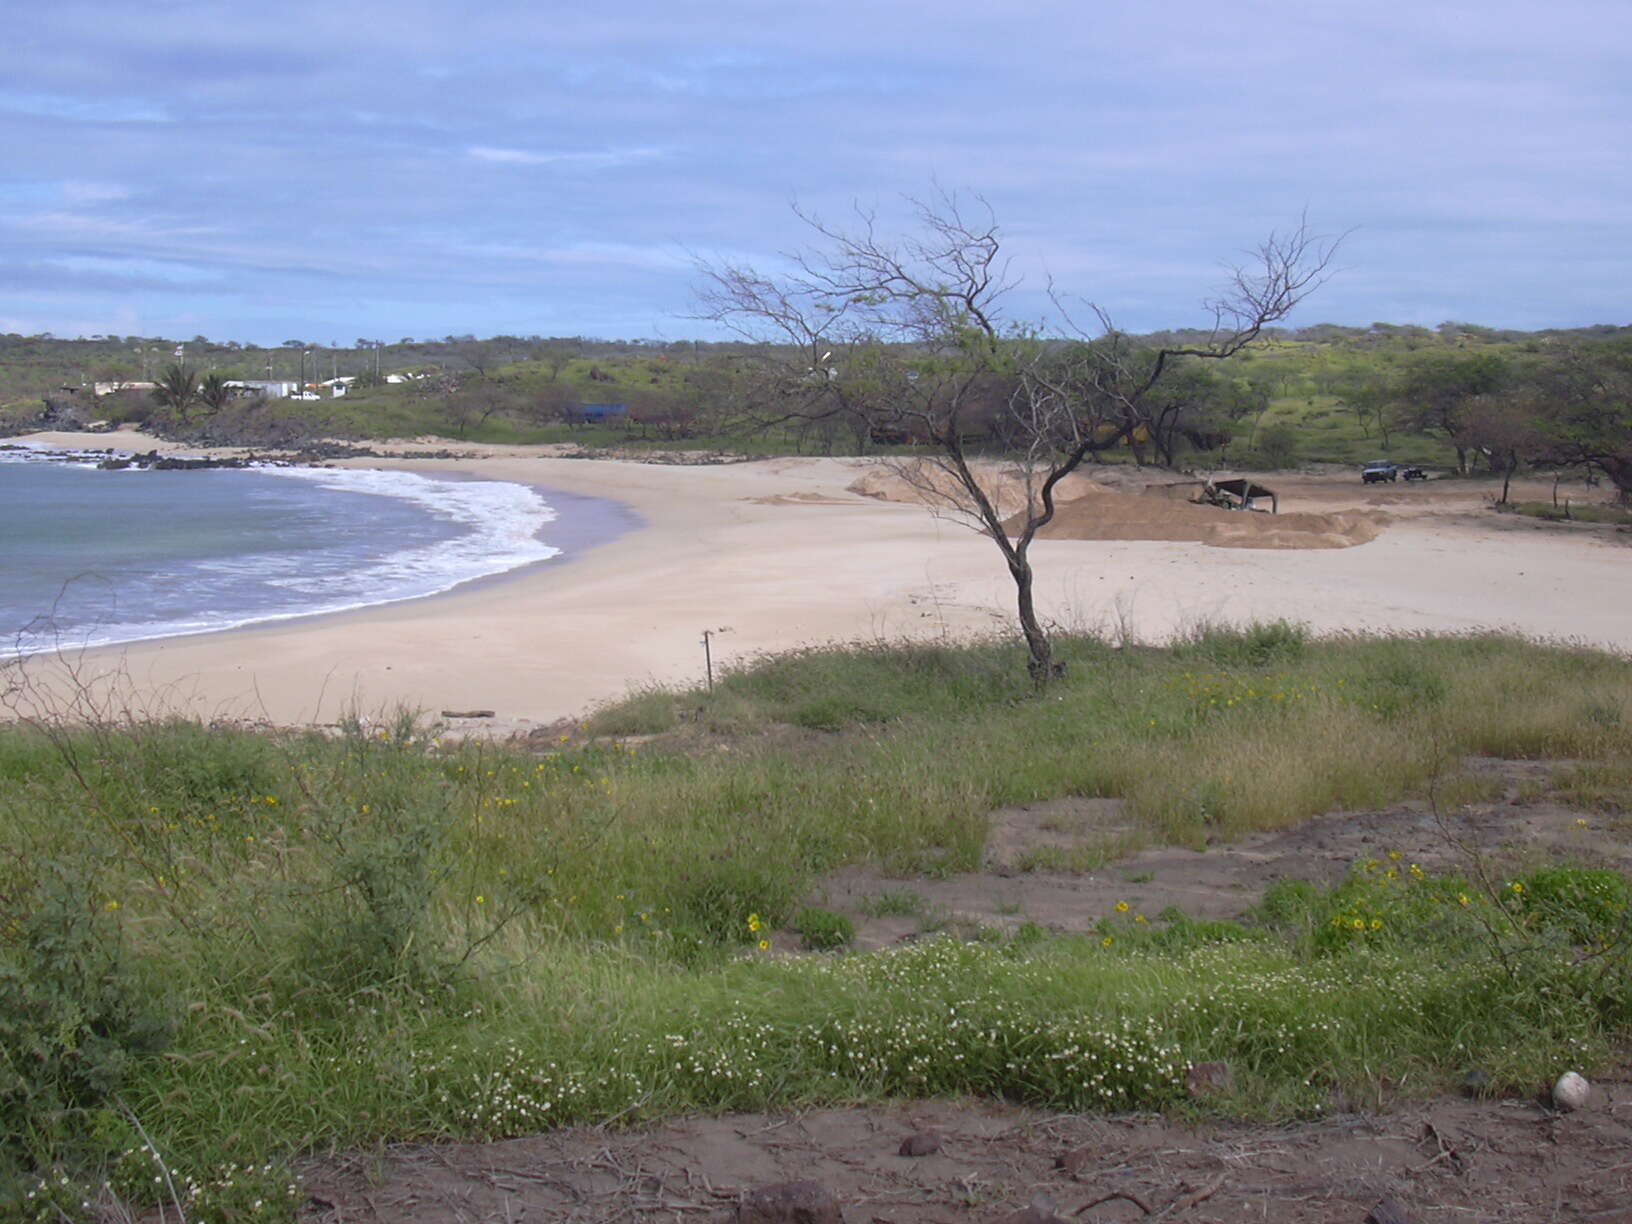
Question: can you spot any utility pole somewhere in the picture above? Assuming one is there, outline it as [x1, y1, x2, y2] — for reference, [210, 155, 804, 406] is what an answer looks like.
[700, 627, 731, 692]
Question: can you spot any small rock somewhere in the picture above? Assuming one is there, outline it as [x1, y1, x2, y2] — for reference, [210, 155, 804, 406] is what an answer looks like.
[1053, 1145, 1092, 1173]
[1186, 1060, 1234, 1098]
[1460, 1068, 1492, 1098]
[735, 1180, 843, 1224]
[1553, 1070, 1591, 1112]
[1366, 1199, 1410, 1224]
[898, 1131, 942, 1157]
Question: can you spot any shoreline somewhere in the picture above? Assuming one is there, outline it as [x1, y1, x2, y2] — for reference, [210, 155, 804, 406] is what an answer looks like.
[0, 447, 639, 663]
[7, 430, 1631, 733]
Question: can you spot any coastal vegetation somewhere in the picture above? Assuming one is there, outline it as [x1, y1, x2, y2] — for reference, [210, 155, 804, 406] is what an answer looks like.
[3, 627, 1630, 1220]
[3, 324, 1631, 497]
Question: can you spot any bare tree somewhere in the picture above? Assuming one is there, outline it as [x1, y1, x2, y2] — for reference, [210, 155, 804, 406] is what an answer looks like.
[694, 193, 1339, 686]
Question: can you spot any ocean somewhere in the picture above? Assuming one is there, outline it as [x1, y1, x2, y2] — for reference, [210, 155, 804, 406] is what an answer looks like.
[0, 446, 574, 657]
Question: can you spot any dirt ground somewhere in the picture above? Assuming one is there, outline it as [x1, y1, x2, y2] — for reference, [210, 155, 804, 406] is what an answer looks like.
[301, 1087, 1632, 1222]
[853, 461, 1629, 554]
[814, 758, 1629, 949]
[298, 759, 1632, 1223]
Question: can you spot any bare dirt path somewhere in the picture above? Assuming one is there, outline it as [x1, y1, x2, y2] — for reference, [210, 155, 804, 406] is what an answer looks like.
[300, 1085, 1632, 1222]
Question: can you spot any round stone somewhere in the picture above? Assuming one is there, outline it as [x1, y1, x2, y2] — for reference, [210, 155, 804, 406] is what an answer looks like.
[1553, 1071, 1590, 1112]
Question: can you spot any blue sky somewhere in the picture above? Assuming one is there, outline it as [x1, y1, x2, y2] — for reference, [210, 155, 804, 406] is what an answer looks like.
[4, 0, 1628, 345]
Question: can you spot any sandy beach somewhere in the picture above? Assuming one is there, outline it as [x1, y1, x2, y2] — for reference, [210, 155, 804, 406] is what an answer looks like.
[8, 430, 1629, 732]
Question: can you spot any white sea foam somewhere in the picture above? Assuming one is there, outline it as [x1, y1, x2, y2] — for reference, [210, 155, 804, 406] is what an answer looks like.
[259, 465, 561, 598]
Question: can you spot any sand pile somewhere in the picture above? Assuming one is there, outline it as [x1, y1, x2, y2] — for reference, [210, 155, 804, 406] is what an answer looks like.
[1020, 492, 1380, 549]
[851, 461, 1379, 549]
[847, 461, 1105, 517]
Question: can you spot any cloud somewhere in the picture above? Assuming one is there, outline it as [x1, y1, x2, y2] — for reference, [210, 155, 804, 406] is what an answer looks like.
[60, 181, 133, 205]
[0, 91, 168, 123]
[2, 0, 1628, 340]
[466, 145, 663, 169]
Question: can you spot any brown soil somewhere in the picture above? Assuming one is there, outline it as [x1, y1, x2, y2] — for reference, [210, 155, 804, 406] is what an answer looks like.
[1023, 492, 1380, 550]
[301, 1087, 1632, 1222]
[298, 759, 1632, 1222]
[848, 461, 1630, 554]
[811, 758, 1627, 947]
[851, 462, 1386, 551]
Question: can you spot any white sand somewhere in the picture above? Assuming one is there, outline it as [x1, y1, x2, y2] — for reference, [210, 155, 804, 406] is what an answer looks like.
[8, 432, 1629, 731]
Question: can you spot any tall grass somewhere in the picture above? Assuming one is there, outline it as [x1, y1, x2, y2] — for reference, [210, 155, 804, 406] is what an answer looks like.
[3, 628, 1631, 1219]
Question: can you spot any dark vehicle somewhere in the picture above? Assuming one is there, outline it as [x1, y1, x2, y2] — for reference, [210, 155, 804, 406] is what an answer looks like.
[1361, 461, 1397, 484]
[1400, 466, 1428, 481]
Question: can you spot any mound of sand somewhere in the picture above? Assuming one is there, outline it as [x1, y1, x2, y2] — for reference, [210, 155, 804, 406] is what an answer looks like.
[850, 461, 1379, 550]
[847, 461, 1106, 517]
[1020, 492, 1380, 549]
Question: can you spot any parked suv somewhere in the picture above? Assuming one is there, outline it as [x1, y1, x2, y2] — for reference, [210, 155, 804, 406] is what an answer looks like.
[1361, 461, 1397, 484]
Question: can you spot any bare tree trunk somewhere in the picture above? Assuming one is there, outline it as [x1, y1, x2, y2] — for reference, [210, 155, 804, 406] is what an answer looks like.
[1009, 551, 1054, 686]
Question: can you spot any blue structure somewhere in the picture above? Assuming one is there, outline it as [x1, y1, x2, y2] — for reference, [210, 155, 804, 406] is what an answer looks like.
[573, 402, 628, 424]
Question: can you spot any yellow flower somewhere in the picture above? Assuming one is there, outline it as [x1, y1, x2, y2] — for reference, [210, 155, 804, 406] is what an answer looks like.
[1387, 850, 1403, 861]
[1351, 918, 1365, 930]
[757, 939, 770, 951]
[1510, 882, 1525, 895]
[1458, 893, 1471, 906]
[1134, 914, 1147, 924]
[1370, 918, 1383, 930]
[104, 900, 120, 911]
[1576, 818, 1589, 828]
[475, 895, 485, 904]
[1114, 900, 1130, 914]
[1101, 936, 1113, 948]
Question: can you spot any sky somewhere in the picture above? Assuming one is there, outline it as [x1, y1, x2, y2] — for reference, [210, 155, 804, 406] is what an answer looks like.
[4, 0, 1628, 346]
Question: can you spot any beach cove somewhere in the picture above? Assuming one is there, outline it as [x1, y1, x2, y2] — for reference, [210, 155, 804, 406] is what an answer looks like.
[8, 429, 1631, 733]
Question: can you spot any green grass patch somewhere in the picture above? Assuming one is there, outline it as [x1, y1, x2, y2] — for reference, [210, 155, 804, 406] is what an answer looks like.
[3, 629, 1632, 1218]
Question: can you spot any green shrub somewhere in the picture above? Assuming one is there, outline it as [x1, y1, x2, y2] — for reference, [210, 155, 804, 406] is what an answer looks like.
[1178, 621, 1307, 668]
[1145, 913, 1266, 951]
[0, 861, 169, 1190]
[665, 859, 799, 946]
[1255, 879, 1320, 929]
[1516, 867, 1632, 946]
[795, 907, 855, 951]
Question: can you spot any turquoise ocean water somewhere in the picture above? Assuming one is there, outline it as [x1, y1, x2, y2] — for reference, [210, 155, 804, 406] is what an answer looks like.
[0, 446, 564, 657]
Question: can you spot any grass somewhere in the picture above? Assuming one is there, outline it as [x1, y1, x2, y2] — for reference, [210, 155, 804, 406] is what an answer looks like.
[3, 627, 1631, 1220]
[1499, 500, 1632, 526]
